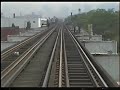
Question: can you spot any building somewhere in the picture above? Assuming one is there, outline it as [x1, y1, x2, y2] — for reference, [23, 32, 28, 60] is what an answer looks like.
[1, 14, 47, 28]
[1, 27, 20, 41]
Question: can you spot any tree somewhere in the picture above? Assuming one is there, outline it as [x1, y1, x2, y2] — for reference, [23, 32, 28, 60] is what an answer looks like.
[64, 8, 119, 53]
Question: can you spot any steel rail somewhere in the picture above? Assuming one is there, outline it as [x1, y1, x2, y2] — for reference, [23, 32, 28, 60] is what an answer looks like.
[1, 25, 57, 60]
[63, 30, 70, 87]
[58, 25, 63, 87]
[42, 25, 61, 87]
[65, 25, 108, 87]
[1, 26, 58, 87]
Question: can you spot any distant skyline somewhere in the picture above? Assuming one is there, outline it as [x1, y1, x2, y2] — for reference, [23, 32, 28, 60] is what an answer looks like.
[1, 2, 119, 18]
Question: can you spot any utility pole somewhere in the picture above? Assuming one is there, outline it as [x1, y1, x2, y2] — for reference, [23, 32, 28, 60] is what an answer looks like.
[70, 12, 73, 32]
[71, 12, 72, 25]
[78, 8, 81, 14]
[71, 12, 75, 33]
[78, 8, 81, 33]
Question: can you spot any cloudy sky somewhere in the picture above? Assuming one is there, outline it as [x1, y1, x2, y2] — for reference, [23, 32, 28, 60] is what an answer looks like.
[1, 2, 119, 18]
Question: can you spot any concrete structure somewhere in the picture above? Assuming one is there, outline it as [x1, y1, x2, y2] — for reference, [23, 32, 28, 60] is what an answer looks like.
[75, 25, 102, 41]
[75, 28, 117, 54]
[1, 27, 46, 51]
[7, 29, 43, 42]
[74, 28, 89, 35]
[19, 32, 36, 36]
[7, 35, 30, 42]
[84, 41, 117, 54]
[94, 54, 119, 84]
[1, 41, 17, 51]
[75, 28, 102, 41]
[88, 24, 93, 36]
[90, 35, 102, 41]
[76, 35, 102, 41]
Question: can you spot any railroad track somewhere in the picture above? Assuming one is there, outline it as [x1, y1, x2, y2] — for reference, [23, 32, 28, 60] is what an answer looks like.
[1, 24, 60, 87]
[63, 25, 109, 87]
[42, 24, 66, 87]
[1, 24, 54, 59]
[64, 25, 118, 87]
[1, 23, 118, 87]
[64, 27, 97, 87]
[1, 24, 57, 71]
[42, 24, 110, 87]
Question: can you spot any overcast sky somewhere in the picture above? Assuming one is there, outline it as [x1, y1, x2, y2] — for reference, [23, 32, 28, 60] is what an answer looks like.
[1, 2, 119, 18]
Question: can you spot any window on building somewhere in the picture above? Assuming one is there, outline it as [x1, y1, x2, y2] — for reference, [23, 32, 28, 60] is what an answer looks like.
[33, 21, 35, 23]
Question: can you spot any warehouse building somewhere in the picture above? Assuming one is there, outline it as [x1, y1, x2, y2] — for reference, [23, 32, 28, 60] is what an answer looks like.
[1, 13, 48, 28]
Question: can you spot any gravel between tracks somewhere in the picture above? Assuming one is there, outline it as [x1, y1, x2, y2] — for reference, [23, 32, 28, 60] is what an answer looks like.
[47, 32, 61, 87]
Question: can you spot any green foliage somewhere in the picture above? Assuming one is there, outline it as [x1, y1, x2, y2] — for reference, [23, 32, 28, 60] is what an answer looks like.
[65, 8, 119, 53]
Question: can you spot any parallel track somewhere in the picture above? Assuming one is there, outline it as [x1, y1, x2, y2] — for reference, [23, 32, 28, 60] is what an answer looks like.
[1, 24, 59, 87]
[42, 24, 62, 87]
[1, 25, 57, 71]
